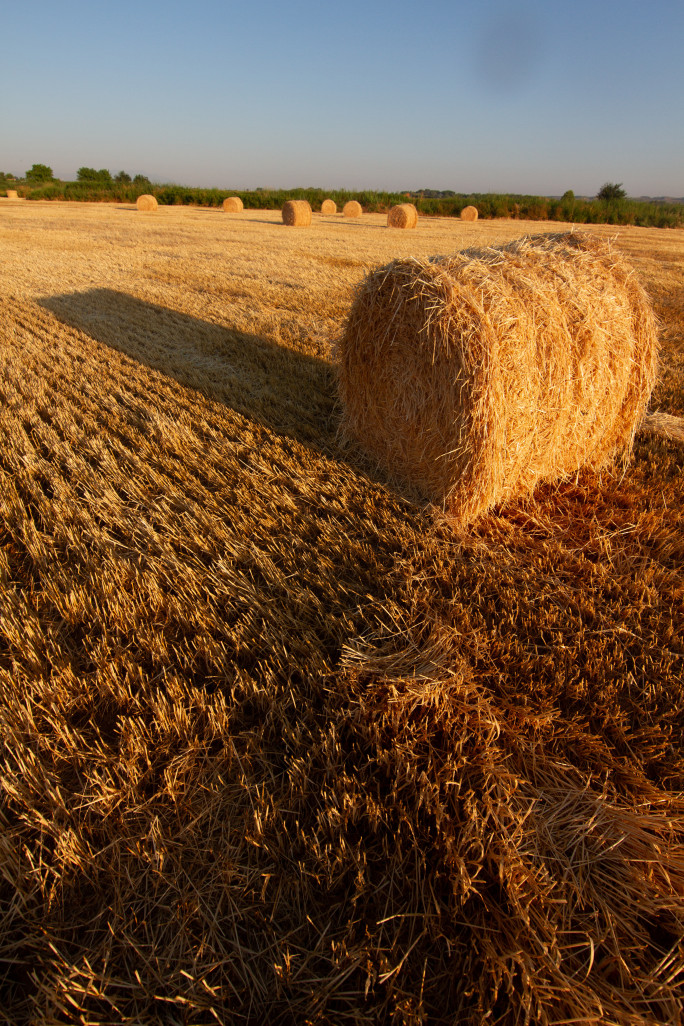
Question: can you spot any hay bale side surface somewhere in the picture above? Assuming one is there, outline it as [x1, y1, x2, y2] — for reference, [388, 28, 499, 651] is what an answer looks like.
[321, 198, 337, 215]
[222, 196, 244, 213]
[387, 203, 418, 229]
[460, 204, 478, 221]
[343, 200, 363, 218]
[338, 232, 658, 523]
[6, 189, 18, 199]
[282, 199, 312, 227]
[136, 194, 158, 212]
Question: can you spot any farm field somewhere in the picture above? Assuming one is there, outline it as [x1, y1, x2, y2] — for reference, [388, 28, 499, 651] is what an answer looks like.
[1, 199, 684, 1024]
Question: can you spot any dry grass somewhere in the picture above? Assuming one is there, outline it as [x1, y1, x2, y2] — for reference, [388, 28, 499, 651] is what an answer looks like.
[343, 200, 363, 218]
[222, 196, 244, 213]
[461, 204, 478, 221]
[338, 232, 658, 524]
[0, 201, 683, 1024]
[136, 194, 158, 212]
[387, 203, 418, 229]
[282, 199, 312, 227]
[321, 198, 337, 215]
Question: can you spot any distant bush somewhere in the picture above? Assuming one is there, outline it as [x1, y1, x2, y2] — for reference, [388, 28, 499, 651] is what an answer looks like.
[25, 163, 54, 182]
[597, 182, 626, 202]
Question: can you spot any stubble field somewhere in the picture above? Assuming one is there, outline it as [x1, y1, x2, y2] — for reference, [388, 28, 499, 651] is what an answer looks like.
[1, 199, 684, 1024]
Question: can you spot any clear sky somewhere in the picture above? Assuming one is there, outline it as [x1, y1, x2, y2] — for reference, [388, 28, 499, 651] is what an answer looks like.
[2, 0, 682, 197]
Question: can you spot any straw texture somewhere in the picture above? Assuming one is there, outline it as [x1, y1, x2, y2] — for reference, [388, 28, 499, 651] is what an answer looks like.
[321, 198, 337, 214]
[136, 194, 158, 212]
[6, 189, 18, 199]
[282, 199, 312, 226]
[461, 205, 478, 221]
[343, 200, 363, 218]
[222, 196, 243, 212]
[387, 203, 418, 229]
[338, 232, 659, 523]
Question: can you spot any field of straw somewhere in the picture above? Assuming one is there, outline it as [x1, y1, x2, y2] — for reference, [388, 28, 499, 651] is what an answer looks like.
[1, 199, 683, 1025]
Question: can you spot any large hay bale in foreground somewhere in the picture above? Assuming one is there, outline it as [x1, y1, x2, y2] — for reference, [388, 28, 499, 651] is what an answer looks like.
[338, 232, 658, 523]
[6, 189, 18, 199]
[343, 200, 363, 218]
[321, 198, 337, 215]
[136, 194, 158, 212]
[222, 196, 243, 213]
[282, 199, 312, 227]
[460, 204, 478, 221]
[387, 203, 418, 229]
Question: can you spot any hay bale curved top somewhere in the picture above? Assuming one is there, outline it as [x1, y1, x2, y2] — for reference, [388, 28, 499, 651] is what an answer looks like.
[282, 199, 312, 227]
[343, 200, 363, 218]
[338, 232, 658, 524]
[222, 196, 243, 213]
[136, 194, 158, 212]
[387, 203, 418, 229]
[321, 198, 337, 215]
[460, 205, 478, 221]
[6, 189, 18, 200]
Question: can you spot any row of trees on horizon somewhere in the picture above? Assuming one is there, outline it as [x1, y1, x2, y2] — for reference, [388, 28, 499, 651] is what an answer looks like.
[0, 165, 635, 202]
[3, 166, 682, 228]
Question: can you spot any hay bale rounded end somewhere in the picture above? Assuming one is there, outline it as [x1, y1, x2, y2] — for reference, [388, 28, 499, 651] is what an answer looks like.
[136, 194, 158, 212]
[282, 199, 312, 227]
[222, 196, 244, 213]
[321, 198, 337, 215]
[387, 203, 418, 229]
[6, 189, 18, 200]
[343, 200, 363, 218]
[337, 232, 658, 525]
[460, 205, 478, 221]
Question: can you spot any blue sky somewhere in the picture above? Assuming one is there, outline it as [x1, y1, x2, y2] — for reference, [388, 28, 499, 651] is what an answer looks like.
[3, 0, 682, 196]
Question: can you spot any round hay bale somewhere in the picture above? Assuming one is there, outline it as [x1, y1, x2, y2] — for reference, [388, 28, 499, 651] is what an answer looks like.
[6, 189, 18, 199]
[460, 205, 478, 221]
[222, 196, 243, 213]
[136, 194, 158, 212]
[387, 203, 418, 229]
[282, 199, 312, 227]
[343, 200, 363, 218]
[338, 232, 658, 524]
[321, 198, 337, 215]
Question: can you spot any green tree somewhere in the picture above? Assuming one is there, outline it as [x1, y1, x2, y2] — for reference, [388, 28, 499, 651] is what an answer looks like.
[133, 174, 151, 186]
[77, 167, 112, 182]
[597, 182, 626, 202]
[115, 171, 131, 183]
[25, 163, 54, 182]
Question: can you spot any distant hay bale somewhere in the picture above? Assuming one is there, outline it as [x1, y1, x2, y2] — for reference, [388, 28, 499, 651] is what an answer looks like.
[338, 232, 658, 524]
[282, 199, 312, 227]
[387, 203, 418, 229]
[460, 205, 478, 221]
[222, 196, 244, 213]
[343, 200, 363, 218]
[6, 189, 18, 199]
[321, 198, 337, 215]
[136, 194, 158, 212]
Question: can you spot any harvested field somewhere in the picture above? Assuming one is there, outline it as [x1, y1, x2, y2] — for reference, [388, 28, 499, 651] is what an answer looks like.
[1, 201, 684, 1025]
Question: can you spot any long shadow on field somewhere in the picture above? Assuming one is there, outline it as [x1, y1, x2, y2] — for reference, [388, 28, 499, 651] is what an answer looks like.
[39, 288, 343, 454]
